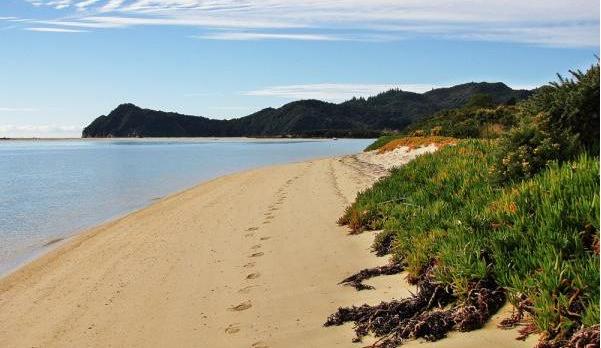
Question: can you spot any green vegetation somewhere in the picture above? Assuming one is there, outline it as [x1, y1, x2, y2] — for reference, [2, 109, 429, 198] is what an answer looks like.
[83, 82, 530, 138]
[495, 65, 600, 182]
[363, 94, 522, 151]
[405, 104, 519, 139]
[335, 62, 600, 347]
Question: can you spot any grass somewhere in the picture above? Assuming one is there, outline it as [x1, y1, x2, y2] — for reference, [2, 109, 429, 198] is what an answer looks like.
[339, 139, 599, 345]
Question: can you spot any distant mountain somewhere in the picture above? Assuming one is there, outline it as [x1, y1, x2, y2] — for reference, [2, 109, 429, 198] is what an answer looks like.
[82, 82, 531, 138]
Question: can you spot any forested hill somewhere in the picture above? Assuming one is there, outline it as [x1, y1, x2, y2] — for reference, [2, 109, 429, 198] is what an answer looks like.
[82, 82, 531, 138]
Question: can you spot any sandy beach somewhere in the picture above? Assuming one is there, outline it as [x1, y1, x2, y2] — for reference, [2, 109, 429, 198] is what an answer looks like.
[0, 155, 536, 347]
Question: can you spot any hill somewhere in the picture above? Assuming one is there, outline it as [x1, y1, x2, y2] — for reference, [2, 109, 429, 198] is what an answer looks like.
[82, 82, 531, 138]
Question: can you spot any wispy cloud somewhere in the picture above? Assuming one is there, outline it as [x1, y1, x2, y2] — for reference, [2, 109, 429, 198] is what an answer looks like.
[75, 0, 101, 11]
[100, 0, 125, 12]
[193, 32, 345, 41]
[47, 0, 73, 10]
[244, 83, 443, 102]
[192, 31, 396, 42]
[0, 124, 82, 137]
[25, 27, 87, 32]
[18, 0, 600, 47]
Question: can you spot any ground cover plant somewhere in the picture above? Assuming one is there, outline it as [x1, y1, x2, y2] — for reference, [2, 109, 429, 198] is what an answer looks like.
[328, 62, 599, 347]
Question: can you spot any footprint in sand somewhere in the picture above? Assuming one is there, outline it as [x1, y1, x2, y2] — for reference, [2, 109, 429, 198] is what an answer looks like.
[260, 237, 271, 241]
[244, 233, 255, 238]
[246, 227, 259, 231]
[249, 252, 264, 258]
[265, 215, 274, 220]
[251, 244, 261, 250]
[225, 323, 240, 334]
[262, 221, 271, 224]
[229, 300, 252, 311]
[246, 272, 260, 280]
[252, 341, 269, 348]
[238, 285, 260, 294]
[243, 262, 256, 268]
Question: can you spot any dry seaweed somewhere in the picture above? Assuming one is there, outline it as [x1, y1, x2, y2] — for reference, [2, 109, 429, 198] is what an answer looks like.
[372, 230, 396, 256]
[326, 276, 506, 347]
[566, 325, 600, 348]
[325, 275, 455, 345]
[339, 263, 404, 291]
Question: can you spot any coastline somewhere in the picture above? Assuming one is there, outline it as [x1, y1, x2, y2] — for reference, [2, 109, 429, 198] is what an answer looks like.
[0, 138, 371, 277]
[0, 155, 535, 347]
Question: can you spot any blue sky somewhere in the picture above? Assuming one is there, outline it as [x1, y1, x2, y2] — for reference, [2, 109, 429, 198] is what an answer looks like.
[1, 0, 599, 137]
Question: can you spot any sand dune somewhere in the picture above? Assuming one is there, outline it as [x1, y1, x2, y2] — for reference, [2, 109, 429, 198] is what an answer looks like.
[0, 156, 535, 347]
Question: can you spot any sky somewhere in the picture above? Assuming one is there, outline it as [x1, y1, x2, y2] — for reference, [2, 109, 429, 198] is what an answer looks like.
[0, 0, 599, 137]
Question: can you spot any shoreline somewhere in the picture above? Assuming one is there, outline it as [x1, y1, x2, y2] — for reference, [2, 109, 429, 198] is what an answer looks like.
[0, 164, 285, 283]
[0, 154, 535, 347]
[0, 138, 372, 278]
[0, 137, 363, 141]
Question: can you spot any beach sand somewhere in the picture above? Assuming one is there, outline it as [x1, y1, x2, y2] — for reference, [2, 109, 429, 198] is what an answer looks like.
[0, 156, 536, 347]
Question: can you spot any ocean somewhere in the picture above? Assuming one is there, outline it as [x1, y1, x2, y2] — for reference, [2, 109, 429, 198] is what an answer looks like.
[0, 138, 372, 275]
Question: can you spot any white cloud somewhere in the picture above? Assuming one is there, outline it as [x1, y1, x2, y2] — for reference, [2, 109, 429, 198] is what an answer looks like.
[244, 83, 443, 102]
[25, 27, 88, 32]
[100, 0, 125, 12]
[47, 0, 72, 9]
[34, 19, 126, 28]
[192, 32, 345, 41]
[75, 0, 101, 10]
[509, 84, 543, 91]
[19, 0, 600, 47]
[0, 124, 82, 137]
[192, 31, 397, 42]
[70, 15, 303, 29]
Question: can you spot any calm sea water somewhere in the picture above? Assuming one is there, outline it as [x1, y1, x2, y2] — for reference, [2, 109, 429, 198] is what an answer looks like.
[0, 138, 372, 275]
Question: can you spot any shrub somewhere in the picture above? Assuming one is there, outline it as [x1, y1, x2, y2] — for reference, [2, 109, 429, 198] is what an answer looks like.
[466, 93, 495, 108]
[495, 62, 599, 182]
[404, 105, 520, 140]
